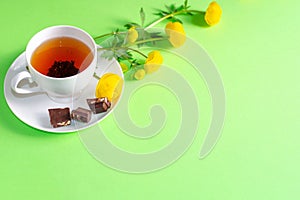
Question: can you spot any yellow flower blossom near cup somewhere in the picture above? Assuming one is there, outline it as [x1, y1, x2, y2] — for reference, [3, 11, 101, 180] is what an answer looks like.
[165, 21, 186, 47]
[204, 1, 222, 26]
[144, 50, 163, 74]
[95, 73, 123, 102]
[120, 62, 129, 73]
[127, 27, 139, 43]
[134, 69, 146, 80]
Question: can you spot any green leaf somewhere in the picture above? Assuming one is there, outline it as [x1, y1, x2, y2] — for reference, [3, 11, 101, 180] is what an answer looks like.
[169, 4, 176, 12]
[117, 51, 134, 62]
[111, 34, 123, 47]
[124, 22, 141, 29]
[115, 49, 127, 57]
[137, 29, 150, 40]
[165, 4, 172, 12]
[124, 24, 132, 29]
[126, 51, 133, 58]
[172, 17, 183, 24]
[101, 50, 115, 60]
[165, 4, 176, 12]
[124, 68, 136, 81]
[150, 32, 163, 38]
[177, 5, 184, 11]
[184, 0, 188, 8]
[140, 8, 145, 27]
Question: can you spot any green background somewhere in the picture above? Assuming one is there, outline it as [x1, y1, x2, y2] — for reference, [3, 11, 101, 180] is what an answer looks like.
[1, 0, 299, 199]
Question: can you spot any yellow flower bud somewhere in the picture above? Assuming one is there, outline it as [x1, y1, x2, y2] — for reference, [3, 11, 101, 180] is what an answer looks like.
[144, 50, 163, 74]
[134, 69, 146, 80]
[127, 27, 138, 43]
[165, 22, 186, 48]
[95, 73, 123, 102]
[120, 62, 129, 73]
[205, 1, 222, 26]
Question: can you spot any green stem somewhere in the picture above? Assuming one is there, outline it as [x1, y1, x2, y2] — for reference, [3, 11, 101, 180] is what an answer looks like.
[97, 37, 167, 52]
[94, 31, 126, 40]
[145, 10, 185, 30]
[93, 72, 101, 80]
[95, 35, 169, 60]
[187, 10, 205, 15]
[126, 58, 137, 68]
[94, 32, 114, 40]
[97, 47, 113, 51]
[97, 46, 147, 58]
[129, 37, 168, 46]
[144, 9, 204, 30]
[127, 47, 148, 58]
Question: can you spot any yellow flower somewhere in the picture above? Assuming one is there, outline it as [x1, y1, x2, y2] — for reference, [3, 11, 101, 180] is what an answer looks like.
[120, 62, 128, 73]
[205, 1, 222, 26]
[165, 22, 186, 47]
[95, 73, 123, 102]
[134, 69, 146, 80]
[127, 27, 138, 43]
[144, 50, 163, 74]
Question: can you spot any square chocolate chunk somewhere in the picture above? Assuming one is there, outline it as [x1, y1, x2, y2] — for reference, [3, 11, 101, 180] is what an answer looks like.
[71, 107, 92, 123]
[48, 108, 71, 128]
[87, 97, 111, 114]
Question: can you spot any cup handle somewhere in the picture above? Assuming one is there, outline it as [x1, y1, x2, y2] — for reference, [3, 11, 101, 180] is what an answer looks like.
[11, 71, 43, 94]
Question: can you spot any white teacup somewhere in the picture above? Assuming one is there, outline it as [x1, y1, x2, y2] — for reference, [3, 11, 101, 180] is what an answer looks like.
[11, 25, 97, 103]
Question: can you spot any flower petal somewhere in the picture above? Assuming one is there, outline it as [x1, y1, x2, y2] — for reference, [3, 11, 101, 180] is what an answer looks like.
[205, 1, 222, 26]
[127, 27, 139, 43]
[165, 22, 186, 47]
[134, 69, 146, 80]
[144, 50, 163, 73]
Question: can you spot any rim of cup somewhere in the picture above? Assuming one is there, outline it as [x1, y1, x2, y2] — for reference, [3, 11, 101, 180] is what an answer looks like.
[25, 25, 97, 80]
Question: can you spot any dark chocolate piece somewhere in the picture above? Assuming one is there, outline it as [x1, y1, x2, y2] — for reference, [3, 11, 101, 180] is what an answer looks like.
[48, 108, 71, 128]
[87, 97, 111, 114]
[71, 107, 92, 123]
[47, 60, 79, 78]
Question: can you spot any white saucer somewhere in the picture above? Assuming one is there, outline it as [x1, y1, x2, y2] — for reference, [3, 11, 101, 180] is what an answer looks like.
[4, 52, 123, 133]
